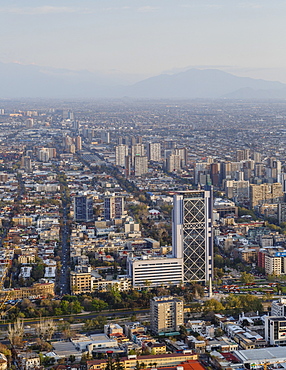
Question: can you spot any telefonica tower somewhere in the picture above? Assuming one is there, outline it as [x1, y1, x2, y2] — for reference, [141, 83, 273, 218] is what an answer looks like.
[172, 189, 213, 284]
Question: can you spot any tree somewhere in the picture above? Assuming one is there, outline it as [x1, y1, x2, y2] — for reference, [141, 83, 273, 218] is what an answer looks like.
[115, 355, 124, 370]
[224, 294, 263, 314]
[71, 300, 82, 314]
[240, 271, 254, 284]
[35, 318, 56, 340]
[31, 263, 45, 280]
[105, 357, 115, 370]
[179, 325, 188, 339]
[8, 318, 24, 347]
[190, 283, 205, 298]
[214, 255, 224, 268]
[214, 328, 224, 337]
[203, 299, 224, 313]
[214, 268, 224, 279]
[134, 361, 141, 370]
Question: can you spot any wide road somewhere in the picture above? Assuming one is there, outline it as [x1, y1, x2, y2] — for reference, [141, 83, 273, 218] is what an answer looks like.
[59, 201, 70, 295]
[0, 308, 150, 328]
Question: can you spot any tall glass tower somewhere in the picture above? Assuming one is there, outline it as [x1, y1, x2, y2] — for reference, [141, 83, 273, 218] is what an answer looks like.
[172, 189, 213, 283]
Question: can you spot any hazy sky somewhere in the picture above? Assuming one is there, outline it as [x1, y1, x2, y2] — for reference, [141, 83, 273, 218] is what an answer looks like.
[2, 0, 286, 82]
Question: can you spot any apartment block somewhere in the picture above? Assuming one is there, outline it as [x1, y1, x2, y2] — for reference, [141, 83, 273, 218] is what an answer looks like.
[150, 296, 184, 335]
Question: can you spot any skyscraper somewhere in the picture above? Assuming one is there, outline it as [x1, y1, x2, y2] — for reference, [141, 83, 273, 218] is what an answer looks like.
[172, 189, 213, 284]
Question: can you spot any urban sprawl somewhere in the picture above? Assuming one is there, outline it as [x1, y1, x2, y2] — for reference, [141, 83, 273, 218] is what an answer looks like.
[0, 100, 285, 369]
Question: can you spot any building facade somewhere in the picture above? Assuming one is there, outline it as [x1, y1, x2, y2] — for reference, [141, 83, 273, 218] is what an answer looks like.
[134, 155, 148, 176]
[115, 144, 129, 167]
[250, 183, 284, 208]
[127, 256, 183, 288]
[172, 189, 213, 283]
[73, 195, 94, 222]
[104, 196, 124, 221]
[147, 142, 161, 162]
[265, 316, 286, 346]
[150, 296, 184, 334]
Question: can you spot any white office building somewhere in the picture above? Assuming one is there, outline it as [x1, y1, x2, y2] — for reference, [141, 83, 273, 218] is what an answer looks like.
[264, 316, 286, 346]
[127, 255, 183, 288]
[271, 298, 286, 317]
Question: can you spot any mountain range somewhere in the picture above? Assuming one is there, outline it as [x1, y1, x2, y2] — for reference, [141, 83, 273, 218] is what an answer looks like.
[1, 62, 286, 99]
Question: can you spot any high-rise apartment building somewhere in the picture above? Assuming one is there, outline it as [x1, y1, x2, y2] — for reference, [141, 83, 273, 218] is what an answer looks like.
[101, 131, 110, 144]
[70, 270, 92, 294]
[172, 189, 213, 283]
[26, 118, 34, 128]
[166, 154, 181, 172]
[236, 149, 250, 162]
[104, 196, 125, 221]
[75, 135, 82, 151]
[73, 196, 93, 222]
[115, 145, 129, 167]
[134, 155, 148, 176]
[21, 156, 32, 172]
[147, 142, 161, 162]
[253, 152, 262, 163]
[125, 155, 132, 177]
[250, 183, 284, 208]
[131, 144, 145, 165]
[174, 148, 188, 167]
[150, 296, 184, 335]
[38, 148, 50, 162]
[225, 180, 249, 202]
[63, 135, 73, 149]
[210, 163, 220, 187]
[254, 163, 264, 178]
[278, 203, 286, 223]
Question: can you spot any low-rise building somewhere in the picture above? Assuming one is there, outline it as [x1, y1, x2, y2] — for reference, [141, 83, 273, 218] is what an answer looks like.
[127, 255, 183, 288]
[87, 353, 198, 370]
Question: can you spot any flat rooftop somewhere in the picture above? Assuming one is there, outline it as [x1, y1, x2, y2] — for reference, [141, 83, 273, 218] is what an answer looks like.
[234, 347, 286, 364]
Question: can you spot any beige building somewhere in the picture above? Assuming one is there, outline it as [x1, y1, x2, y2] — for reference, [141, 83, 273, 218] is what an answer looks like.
[250, 183, 283, 208]
[134, 155, 148, 176]
[18, 352, 40, 370]
[150, 296, 184, 334]
[87, 353, 198, 370]
[93, 277, 131, 292]
[70, 271, 92, 294]
[0, 282, 54, 300]
[166, 154, 181, 172]
[12, 216, 33, 226]
[115, 144, 129, 167]
[265, 255, 286, 276]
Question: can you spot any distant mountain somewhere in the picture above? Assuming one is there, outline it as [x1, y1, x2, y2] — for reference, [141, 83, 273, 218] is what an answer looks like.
[127, 69, 286, 99]
[1, 62, 286, 99]
[0, 62, 116, 98]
